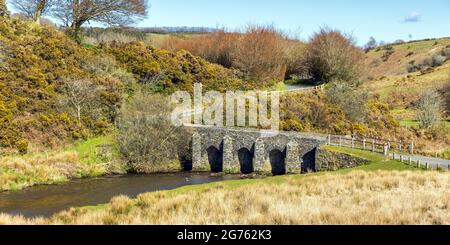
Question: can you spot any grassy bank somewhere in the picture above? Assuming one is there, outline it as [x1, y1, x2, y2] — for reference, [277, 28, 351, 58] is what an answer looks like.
[0, 135, 125, 191]
[3, 147, 449, 225]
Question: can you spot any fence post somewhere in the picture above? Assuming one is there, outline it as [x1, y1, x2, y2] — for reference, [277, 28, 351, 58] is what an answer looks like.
[410, 141, 414, 155]
[400, 155, 403, 162]
[417, 160, 420, 168]
[363, 138, 366, 150]
[328, 135, 331, 145]
[383, 143, 389, 156]
[425, 162, 429, 170]
[408, 157, 412, 165]
[392, 152, 395, 160]
[372, 139, 375, 152]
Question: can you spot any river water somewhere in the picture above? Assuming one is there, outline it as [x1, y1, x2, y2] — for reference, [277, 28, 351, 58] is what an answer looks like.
[0, 173, 241, 218]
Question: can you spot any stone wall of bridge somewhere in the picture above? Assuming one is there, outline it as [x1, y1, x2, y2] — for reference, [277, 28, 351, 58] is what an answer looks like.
[190, 126, 327, 174]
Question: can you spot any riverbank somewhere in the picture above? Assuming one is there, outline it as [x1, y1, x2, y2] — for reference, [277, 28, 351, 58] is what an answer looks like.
[0, 136, 126, 192]
[4, 148, 449, 225]
[2, 170, 449, 224]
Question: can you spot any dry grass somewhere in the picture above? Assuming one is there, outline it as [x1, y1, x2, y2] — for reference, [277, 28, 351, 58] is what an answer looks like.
[2, 170, 449, 225]
[0, 151, 106, 191]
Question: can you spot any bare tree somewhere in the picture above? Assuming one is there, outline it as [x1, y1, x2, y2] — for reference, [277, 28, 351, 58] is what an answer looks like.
[306, 27, 365, 84]
[364, 37, 378, 52]
[60, 78, 98, 123]
[416, 89, 444, 129]
[444, 71, 450, 116]
[51, 0, 148, 41]
[0, 0, 8, 17]
[10, 0, 54, 24]
[117, 92, 191, 172]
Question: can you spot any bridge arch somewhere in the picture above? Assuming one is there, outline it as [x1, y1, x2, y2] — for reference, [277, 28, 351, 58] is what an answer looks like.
[206, 146, 223, 173]
[238, 147, 254, 174]
[301, 148, 317, 173]
[269, 149, 286, 175]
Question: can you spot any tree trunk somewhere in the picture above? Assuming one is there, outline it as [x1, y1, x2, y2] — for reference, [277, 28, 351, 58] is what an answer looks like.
[76, 106, 81, 124]
[69, 23, 82, 43]
[0, 0, 8, 17]
[34, 9, 42, 25]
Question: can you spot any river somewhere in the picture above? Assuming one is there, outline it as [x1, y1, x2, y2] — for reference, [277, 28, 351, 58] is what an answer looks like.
[0, 173, 242, 218]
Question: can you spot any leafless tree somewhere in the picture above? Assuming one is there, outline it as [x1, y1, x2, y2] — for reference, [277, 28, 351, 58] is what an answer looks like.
[10, 0, 54, 24]
[117, 92, 191, 172]
[443, 71, 450, 116]
[51, 0, 148, 41]
[416, 89, 444, 129]
[306, 27, 365, 84]
[60, 78, 99, 123]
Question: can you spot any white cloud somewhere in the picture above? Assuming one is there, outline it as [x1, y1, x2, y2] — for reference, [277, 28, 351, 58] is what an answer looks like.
[402, 12, 421, 23]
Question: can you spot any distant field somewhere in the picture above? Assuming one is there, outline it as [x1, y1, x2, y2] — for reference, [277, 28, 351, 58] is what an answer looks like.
[144, 33, 206, 47]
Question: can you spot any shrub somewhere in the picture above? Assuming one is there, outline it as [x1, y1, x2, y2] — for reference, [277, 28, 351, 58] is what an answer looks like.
[431, 54, 447, 67]
[231, 25, 286, 83]
[281, 38, 307, 79]
[116, 92, 191, 172]
[326, 82, 368, 123]
[16, 139, 28, 154]
[416, 90, 444, 129]
[441, 48, 450, 58]
[106, 41, 259, 93]
[304, 27, 364, 84]
[381, 46, 395, 62]
[161, 26, 287, 83]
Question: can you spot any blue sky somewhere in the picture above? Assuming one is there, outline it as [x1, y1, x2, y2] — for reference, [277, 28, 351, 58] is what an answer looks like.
[139, 0, 450, 45]
[7, 0, 450, 45]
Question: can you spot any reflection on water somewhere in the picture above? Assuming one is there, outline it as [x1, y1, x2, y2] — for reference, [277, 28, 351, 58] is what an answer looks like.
[0, 173, 241, 218]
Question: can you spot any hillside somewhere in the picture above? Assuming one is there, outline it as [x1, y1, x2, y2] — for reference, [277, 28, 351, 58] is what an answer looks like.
[0, 16, 251, 154]
[364, 38, 450, 120]
[365, 37, 450, 78]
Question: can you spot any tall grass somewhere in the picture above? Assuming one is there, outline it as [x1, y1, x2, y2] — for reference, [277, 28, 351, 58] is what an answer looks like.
[1, 170, 449, 224]
[0, 135, 117, 191]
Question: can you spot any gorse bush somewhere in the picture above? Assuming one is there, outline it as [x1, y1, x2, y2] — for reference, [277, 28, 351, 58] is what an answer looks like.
[106, 41, 261, 93]
[0, 15, 126, 151]
[281, 89, 400, 137]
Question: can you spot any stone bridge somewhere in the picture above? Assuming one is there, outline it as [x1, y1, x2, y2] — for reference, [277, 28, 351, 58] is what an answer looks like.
[190, 125, 328, 175]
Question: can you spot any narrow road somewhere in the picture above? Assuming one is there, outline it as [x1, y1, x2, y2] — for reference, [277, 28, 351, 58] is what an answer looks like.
[393, 153, 450, 170]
